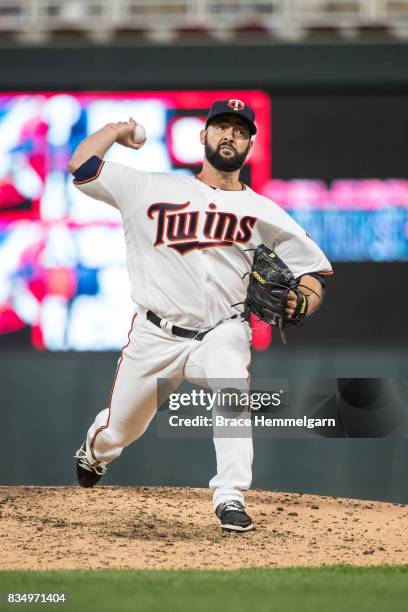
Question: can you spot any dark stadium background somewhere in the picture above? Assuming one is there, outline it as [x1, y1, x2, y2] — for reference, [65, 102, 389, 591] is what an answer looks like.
[1, 42, 407, 501]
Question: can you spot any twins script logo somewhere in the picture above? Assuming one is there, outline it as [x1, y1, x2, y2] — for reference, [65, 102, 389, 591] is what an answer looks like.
[147, 201, 257, 255]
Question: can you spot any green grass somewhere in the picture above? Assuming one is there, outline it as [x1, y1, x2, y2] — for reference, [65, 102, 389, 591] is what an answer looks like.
[1, 566, 407, 612]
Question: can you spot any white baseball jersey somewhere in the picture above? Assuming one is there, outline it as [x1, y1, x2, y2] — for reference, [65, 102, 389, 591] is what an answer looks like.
[74, 157, 332, 329]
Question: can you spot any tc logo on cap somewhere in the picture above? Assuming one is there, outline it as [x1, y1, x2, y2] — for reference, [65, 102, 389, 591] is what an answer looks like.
[227, 99, 245, 111]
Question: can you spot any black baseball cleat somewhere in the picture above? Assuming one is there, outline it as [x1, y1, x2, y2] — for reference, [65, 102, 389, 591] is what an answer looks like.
[74, 442, 107, 488]
[215, 500, 253, 532]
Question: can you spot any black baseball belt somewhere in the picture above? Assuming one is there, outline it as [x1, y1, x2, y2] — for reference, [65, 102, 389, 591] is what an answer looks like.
[146, 310, 237, 341]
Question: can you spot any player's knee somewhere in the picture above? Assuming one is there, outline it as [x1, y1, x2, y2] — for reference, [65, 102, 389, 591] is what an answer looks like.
[206, 350, 249, 380]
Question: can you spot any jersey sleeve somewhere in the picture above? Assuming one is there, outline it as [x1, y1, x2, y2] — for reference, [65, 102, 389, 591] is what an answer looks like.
[72, 155, 150, 218]
[256, 199, 333, 279]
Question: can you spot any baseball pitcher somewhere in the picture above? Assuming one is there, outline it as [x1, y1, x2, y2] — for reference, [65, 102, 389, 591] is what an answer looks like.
[68, 99, 332, 531]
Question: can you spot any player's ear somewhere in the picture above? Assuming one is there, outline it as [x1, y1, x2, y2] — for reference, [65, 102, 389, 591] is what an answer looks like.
[199, 129, 207, 145]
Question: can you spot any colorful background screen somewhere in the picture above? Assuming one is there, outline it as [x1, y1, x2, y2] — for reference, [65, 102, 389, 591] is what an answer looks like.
[0, 91, 406, 350]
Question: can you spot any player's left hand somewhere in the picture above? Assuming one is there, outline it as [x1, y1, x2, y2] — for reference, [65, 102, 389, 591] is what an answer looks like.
[285, 290, 298, 318]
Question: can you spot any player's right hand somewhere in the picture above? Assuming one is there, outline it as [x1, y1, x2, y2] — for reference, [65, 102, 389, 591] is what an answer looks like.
[107, 117, 146, 150]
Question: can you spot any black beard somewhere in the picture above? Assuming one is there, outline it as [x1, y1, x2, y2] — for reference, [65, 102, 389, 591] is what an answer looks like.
[204, 137, 250, 173]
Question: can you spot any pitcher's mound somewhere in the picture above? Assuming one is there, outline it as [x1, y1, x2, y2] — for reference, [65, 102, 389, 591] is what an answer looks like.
[1, 486, 407, 570]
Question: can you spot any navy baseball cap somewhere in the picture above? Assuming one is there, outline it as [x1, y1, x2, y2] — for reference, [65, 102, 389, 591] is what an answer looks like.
[205, 99, 257, 136]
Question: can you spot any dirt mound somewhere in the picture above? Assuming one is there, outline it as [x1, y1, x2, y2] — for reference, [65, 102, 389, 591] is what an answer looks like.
[1, 486, 407, 570]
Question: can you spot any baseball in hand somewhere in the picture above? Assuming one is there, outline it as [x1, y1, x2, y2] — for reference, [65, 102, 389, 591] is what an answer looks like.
[133, 123, 147, 144]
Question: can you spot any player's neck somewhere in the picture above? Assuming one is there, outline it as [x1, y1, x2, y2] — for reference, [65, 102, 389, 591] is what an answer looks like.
[196, 162, 243, 191]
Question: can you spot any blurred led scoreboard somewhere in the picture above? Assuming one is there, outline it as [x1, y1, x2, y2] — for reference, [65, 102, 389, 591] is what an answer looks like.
[0, 90, 407, 351]
[0, 90, 270, 350]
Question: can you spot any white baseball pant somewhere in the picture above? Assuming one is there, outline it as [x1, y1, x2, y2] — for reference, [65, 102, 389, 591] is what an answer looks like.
[84, 309, 253, 509]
